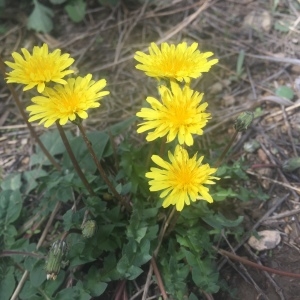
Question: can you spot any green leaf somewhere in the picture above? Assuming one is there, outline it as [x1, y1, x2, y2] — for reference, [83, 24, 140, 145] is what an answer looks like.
[189, 293, 199, 300]
[274, 20, 290, 32]
[31, 130, 73, 166]
[0, 190, 22, 224]
[30, 260, 46, 287]
[27, 0, 54, 33]
[49, 0, 67, 4]
[1, 173, 21, 190]
[283, 157, 300, 172]
[85, 266, 108, 296]
[0, 267, 15, 300]
[275, 85, 294, 100]
[107, 116, 137, 136]
[62, 131, 109, 173]
[65, 0, 86, 23]
[202, 213, 243, 229]
[23, 169, 48, 194]
[212, 187, 237, 201]
[55, 283, 91, 300]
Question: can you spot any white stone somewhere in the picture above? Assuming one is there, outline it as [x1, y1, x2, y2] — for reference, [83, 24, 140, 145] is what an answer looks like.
[248, 230, 281, 251]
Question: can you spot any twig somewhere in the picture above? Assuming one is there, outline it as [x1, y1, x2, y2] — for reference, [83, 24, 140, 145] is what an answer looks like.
[244, 244, 285, 300]
[217, 247, 300, 279]
[218, 193, 290, 270]
[246, 170, 300, 193]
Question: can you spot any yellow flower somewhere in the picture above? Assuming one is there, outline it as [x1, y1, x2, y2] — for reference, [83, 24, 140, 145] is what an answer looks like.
[5, 43, 74, 93]
[134, 42, 218, 82]
[136, 81, 210, 146]
[146, 145, 218, 211]
[26, 74, 109, 127]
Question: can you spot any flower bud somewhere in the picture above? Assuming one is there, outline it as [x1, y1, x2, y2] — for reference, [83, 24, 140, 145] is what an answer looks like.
[234, 111, 254, 132]
[45, 240, 68, 280]
[282, 157, 300, 172]
[81, 220, 97, 238]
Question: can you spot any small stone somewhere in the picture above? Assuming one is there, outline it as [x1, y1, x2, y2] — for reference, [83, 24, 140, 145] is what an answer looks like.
[248, 230, 281, 251]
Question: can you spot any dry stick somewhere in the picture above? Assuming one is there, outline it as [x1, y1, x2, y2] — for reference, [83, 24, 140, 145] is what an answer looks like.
[221, 232, 268, 299]
[246, 170, 300, 194]
[217, 248, 300, 279]
[11, 201, 62, 300]
[218, 193, 290, 271]
[244, 244, 285, 300]
[56, 122, 95, 196]
[76, 122, 128, 208]
[0, 56, 61, 172]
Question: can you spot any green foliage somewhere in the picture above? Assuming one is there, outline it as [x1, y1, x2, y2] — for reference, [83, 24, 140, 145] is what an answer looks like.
[0, 36, 257, 299]
[27, 0, 54, 33]
[275, 85, 294, 100]
[65, 0, 86, 23]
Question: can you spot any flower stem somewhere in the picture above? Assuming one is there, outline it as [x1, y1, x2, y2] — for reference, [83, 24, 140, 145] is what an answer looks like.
[0, 56, 61, 172]
[56, 122, 95, 196]
[154, 206, 176, 256]
[214, 130, 238, 168]
[76, 122, 128, 208]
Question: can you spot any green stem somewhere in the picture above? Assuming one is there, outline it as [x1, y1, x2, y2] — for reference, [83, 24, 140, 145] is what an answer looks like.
[56, 122, 95, 196]
[0, 251, 44, 258]
[76, 122, 129, 209]
[0, 56, 61, 172]
[154, 206, 176, 257]
[214, 130, 238, 168]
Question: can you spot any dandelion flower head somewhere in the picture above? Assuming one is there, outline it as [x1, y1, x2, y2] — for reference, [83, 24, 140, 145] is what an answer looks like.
[27, 74, 109, 127]
[5, 43, 74, 93]
[136, 81, 210, 146]
[134, 42, 218, 83]
[146, 145, 219, 211]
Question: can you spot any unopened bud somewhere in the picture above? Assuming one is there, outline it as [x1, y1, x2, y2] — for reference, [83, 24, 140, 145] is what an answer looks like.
[81, 220, 97, 238]
[282, 157, 300, 172]
[45, 240, 68, 280]
[234, 111, 254, 132]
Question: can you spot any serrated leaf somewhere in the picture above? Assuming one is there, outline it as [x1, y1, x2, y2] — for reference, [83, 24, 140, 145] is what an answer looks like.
[27, 0, 54, 33]
[65, 0, 86, 23]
